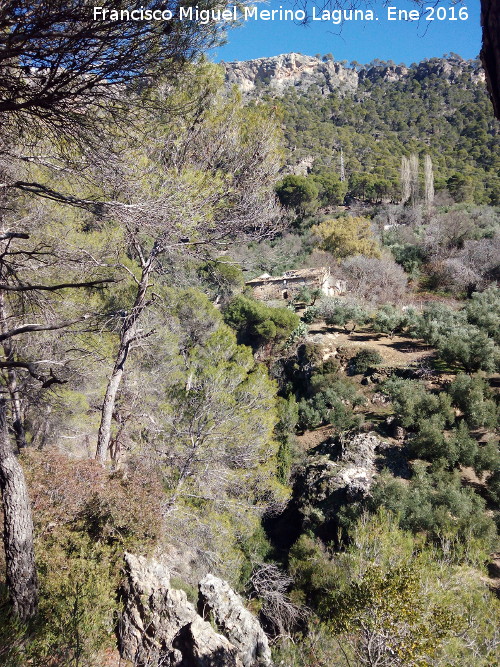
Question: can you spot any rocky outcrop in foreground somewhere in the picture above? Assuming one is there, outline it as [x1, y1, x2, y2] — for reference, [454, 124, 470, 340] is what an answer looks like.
[295, 432, 387, 532]
[199, 574, 272, 667]
[119, 553, 272, 667]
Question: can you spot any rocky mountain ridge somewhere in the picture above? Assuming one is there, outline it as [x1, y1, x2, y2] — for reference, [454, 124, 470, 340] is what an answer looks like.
[223, 52, 485, 96]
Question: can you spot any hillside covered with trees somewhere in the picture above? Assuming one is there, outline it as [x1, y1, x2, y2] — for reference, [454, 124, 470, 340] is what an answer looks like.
[0, 6, 499, 667]
[269, 56, 500, 205]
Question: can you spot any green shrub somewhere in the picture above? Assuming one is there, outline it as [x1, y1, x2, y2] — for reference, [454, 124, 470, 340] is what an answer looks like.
[14, 451, 166, 664]
[298, 387, 363, 432]
[286, 512, 500, 666]
[351, 348, 383, 374]
[448, 373, 498, 429]
[223, 295, 300, 348]
[465, 287, 500, 346]
[371, 465, 497, 547]
[302, 306, 319, 323]
[275, 396, 299, 484]
[317, 297, 368, 331]
[487, 469, 500, 505]
[382, 377, 455, 430]
[31, 543, 117, 666]
[275, 174, 319, 212]
[411, 301, 500, 372]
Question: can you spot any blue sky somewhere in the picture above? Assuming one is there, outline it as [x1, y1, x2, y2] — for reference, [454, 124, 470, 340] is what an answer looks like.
[211, 0, 481, 65]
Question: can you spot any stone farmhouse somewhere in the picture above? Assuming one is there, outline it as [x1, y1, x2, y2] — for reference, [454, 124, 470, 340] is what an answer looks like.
[246, 267, 346, 301]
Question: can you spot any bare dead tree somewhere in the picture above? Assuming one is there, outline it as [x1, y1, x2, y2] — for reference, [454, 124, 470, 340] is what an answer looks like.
[250, 563, 306, 637]
[409, 154, 419, 208]
[340, 255, 408, 306]
[424, 154, 435, 214]
[400, 157, 411, 205]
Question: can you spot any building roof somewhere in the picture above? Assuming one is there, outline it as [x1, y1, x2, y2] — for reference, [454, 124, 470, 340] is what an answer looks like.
[245, 267, 329, 285]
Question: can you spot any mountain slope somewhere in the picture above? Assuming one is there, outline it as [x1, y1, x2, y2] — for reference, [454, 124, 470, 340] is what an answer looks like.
[225, 54, 500, 203]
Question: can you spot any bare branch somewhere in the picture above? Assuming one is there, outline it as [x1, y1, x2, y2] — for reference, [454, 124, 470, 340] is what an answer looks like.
[0, 279, 114, 292]
[0, 316, 91, 342]
[0, 233, 30, 241]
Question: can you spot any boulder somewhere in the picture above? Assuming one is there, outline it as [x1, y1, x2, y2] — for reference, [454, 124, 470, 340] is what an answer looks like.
[372, 392, 390, 405]
[295, 432, 386, 530]
[119, 553, 242, 667]
[199, 574, 273, 667]
[175, 617, 242, 667]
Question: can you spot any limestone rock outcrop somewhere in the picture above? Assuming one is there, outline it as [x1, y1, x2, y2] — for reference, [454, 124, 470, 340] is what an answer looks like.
[224, 52, 358, 96]
[119, 553, 242, 667]
[294, 432, 386, 532]
[305, 431, 381, 498]
[199, 574, 273, 667]
[224, 53, 485, 98]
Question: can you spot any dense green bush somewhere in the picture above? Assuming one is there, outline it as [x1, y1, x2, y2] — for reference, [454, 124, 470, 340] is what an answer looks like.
[487, 470, 500, 505]
[275, 396, 299, 484]
[3, 451, 168, 665]
[447, 373, 499, 429]
[407, 419, 479, 470]
[351, 348, 382, 374]
[370, 465, 497, 546]
[197, 255, 245, 300]
[310, 168, 347, 206]
[275, 174, 319, 213]
[283, 511, 500, 667]
[372, 304, 418, 336]
[388, 243, 427, 276]
[302, 305, 319, 323]
[223, 295, 300, 348]
[297, 380, 364, 432]
[465, 287, 500, 345]
[411, 300, 500, 372]
[316, 297, 368, 331]
[382, 377, 454, 431]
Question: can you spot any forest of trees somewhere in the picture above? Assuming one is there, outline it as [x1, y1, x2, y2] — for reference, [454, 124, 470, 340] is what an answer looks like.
[274, 57, 500, 205]
[0, 2, 499, 666]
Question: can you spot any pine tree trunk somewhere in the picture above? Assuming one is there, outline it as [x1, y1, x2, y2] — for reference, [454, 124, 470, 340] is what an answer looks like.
[0, 295, 27, 449]
[481, 0, 500, 120]
[95, 264, 152, 462]
[0, 398, 38, 621]
[95, 344, 128, 462]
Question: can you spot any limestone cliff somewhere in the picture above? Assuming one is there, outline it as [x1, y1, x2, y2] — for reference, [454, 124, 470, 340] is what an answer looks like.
[224, 52, 358, 96]
[223, 53, 485, 97]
